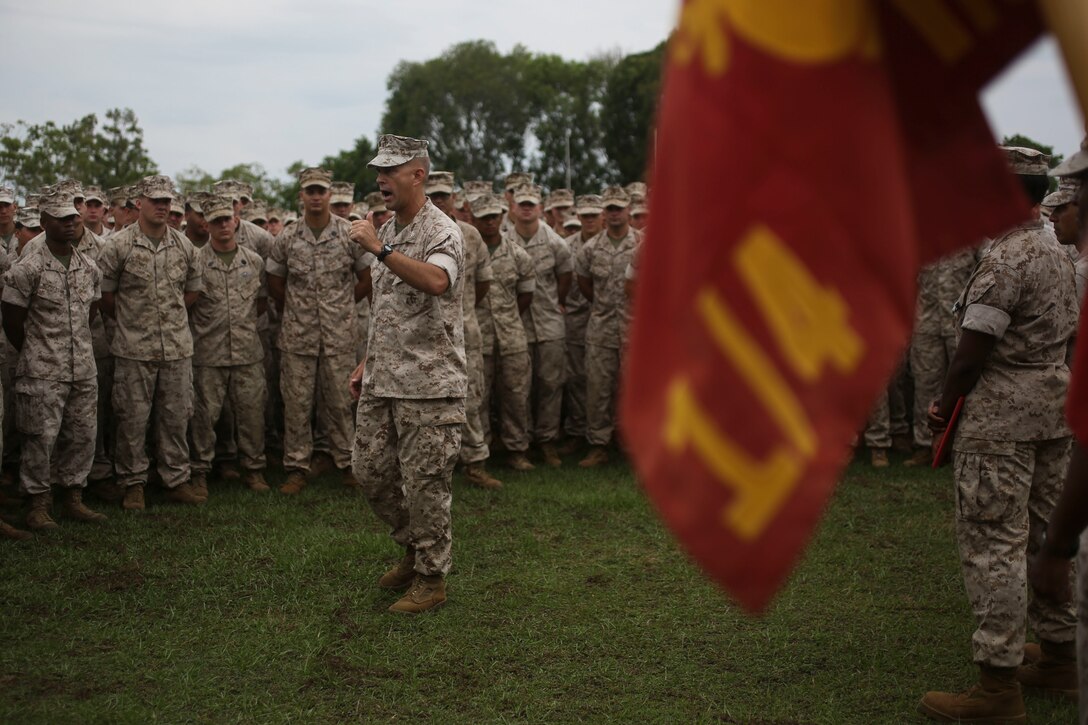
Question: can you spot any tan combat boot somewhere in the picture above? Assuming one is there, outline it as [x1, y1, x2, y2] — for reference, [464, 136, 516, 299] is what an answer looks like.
[242, 471, 270, 493]
[579, 446, 609, 468]
[307, 453, 336, 480]
[341, 468, 359, 488]
[0, 519, 32, 541]
[89, 478, 125, 502]
[463, 465, 502, 489]
[279, 471, 307, 495]
[903, 447, 932, 467]
[918, 665, 1026, 722]
[190, 472, 209, 501]
[870, 448, 890, 468]
[165, 482, 205, 505]
[122, 484, 145, 512]
[556, 437, 581, 455]
[214, 462, 241, 481]
[1017, 639, 1077, 700]
[378, 549, 417, 590]
[388, 573, 446, 614]
[26, 492, 58, 531]
[508, 452, 535, 472]
[62, 488, 107, 523]
[541, 442, 562, 468]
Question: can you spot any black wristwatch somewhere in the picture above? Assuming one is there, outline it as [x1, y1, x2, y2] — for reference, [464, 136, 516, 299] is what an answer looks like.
[377, 244, 394, 263]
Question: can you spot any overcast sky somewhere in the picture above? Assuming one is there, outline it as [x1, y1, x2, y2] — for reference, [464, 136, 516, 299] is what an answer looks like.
[2, 1, 1083, 182]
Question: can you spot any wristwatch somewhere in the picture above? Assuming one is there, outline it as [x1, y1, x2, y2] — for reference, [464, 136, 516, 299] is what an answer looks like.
[377, 244, 394, 263]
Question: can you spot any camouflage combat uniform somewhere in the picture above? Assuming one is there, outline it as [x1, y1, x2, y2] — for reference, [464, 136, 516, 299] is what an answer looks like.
[575, 227, 640, 446]
[478, 235, 535, 453]
[2, 242, 100, 494]
[267, 215, 371, 473]
[98, 224, 203, 490]
[563, 229, 592, 440]
[456, 219, 493, 467]
[189, 243, 267, 474]
[353, 199, 466, 576]
[512, 222, 571, 444]
[952, 219, 1079, 667]
[910, 247, 978, 448]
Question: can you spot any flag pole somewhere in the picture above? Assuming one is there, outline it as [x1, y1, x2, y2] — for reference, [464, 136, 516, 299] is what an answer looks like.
[1039, 0, 1088, 122]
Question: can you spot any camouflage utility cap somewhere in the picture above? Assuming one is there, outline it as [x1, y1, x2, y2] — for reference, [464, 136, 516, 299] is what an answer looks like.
[563, 216, 582, 229]
[426, 171, 455, 195]
[107, 186, 128, 206]
[83, 185, 106, 204]
[470, 192, 504, 217]
[24, 193, 41, 208]
[601, 186, 631, 208]
[368, 134, 429, 168]
[39, 187, 80, 218]
[15, 207, 40, 228]
[139, 174, 177, 200]
[237, 182, 254, 202]
[504, 172, 533, 191]
[57, 178, 85, 200]
[212, 179, 242, 201]
[463, 180, 493, 201]
[330, 181, 355, 204]
[452, 191, 466, 209]
[545, 188, 574, 211]
[364, 190, 387, 212]
[241, 200, 268, 222]
[0, 184, 14, 204]
[1043, 177, 1081, 208]
[203, 194, 234, 223]
[122, 185, 139, 207]
[624, 181, 647, 199]
[351, 201, 368, 218]
[298, 167, 333, 189]
[1000, 146, 1049, 175]
[1052, 135, 1088, 178]
[170, 197, 184, 215]
[576, 194, 604, 215]
[186, 191, 214, 214]
[513, 183, 542, 205]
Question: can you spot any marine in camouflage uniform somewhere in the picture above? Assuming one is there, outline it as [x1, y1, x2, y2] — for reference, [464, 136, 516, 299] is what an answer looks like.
[350, 135, 466, 614]
[267, 168, 372, 493]
[905, 246, 978, 465]
[561, 194, 604, 450]
[921, 148, 1080, 722]
[425, 171, 501, 489]
[188, 196, 269, 497]
[1, 187, 106, 528]
[508, 183, 571, 466]
[98, 175, 206, 510]
[471, 193, 536, 470]
[574, 186, 640, 468]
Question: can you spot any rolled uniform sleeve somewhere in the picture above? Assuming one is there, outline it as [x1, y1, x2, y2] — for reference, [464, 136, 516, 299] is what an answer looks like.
[184, 244, 204, 293]
[1, 264, 34, 308]
[425, 229, 462, 290]
[574, 244, 591, 278]
[266, 235, 288, 278]
[97, 239, 121, 293]
[552, 237, 573, 275]
[353, 243, 375, 273]
[961, 265, 1018, 339]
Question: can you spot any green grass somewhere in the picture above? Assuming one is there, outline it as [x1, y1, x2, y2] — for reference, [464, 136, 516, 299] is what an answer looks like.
[0, 451, 1076, 724]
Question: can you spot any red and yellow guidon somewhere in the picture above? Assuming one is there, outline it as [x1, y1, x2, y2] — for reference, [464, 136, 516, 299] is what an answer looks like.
[672, 0, 881, 75]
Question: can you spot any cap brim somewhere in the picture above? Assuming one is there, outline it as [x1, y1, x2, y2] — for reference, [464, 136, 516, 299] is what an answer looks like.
[472, 205, 503, 217]
[426, 184, 454, 195]
[601, 200, 630, 209]
[367, 152, 412, 169]
[41, 205, 80, 218]
[1051, 150, 1088, 178]
[513, 194, 541, 205]
[0, 196, 14, 205]
[576, 206, 603, 215]
[301, 181, 332, 190]
[330, 196, 353, 204]
[206, 210, 234, 222]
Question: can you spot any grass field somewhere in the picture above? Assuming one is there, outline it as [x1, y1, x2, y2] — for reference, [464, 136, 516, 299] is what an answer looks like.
[0, 450, 1077, 724]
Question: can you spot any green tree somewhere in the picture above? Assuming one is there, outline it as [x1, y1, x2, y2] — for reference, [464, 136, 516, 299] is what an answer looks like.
[177, 161, 300, 209]
[319, 135, 378, 199]
[601, 42, 666, 184]
[382, 41, 537, 182]
[94, 108, 157, 190]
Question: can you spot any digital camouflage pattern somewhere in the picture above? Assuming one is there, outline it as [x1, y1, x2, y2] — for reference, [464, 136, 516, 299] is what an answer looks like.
[191, 361, 266, 473]
[97, 225, 203, 362]
[477, 236, 534, 356]
[14, 377, 97, 495]
[267, 214, 370, 357]
[364, 199, 466, 399]
[2, 242, 100, 381]
[457, 220, 492, 465]
[575, 227, 641, 349]
[511, 222, 571, 344]
[190, 243, 266, 367]
[353, 396, 463, 576]
[956, 221, 1078, 441]
[112, 357, 193, 489]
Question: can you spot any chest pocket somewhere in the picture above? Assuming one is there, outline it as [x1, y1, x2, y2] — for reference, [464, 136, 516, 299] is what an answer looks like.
[532, 246, 554, 276]
[71, 268, 97, 306]
[590, 251, 613, 283]
[124, 250, 155, 284]
[36, 275, 67, 305]
[237, 267, 262, 300]
[166, 249, 188, 284]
